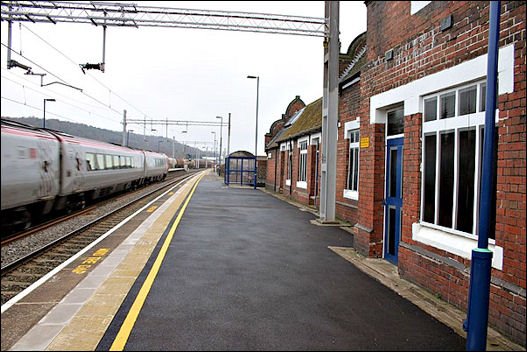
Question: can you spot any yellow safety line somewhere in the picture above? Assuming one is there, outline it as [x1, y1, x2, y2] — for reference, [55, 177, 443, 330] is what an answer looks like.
[110, 172, 206, 351]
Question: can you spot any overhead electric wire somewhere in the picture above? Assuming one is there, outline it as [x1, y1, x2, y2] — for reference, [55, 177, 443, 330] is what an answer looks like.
[2, 67, 118, 118]
[2, 73, 121, 123]
[1, 95, 77, 122]
[1, 41, 123, 117]
[20, 23, 150, 118]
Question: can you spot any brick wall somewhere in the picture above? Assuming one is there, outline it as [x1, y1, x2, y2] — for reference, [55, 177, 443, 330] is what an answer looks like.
[363, 1, 526, 344]
[265, 149, 277, 192]
[335, 81, 361, 224]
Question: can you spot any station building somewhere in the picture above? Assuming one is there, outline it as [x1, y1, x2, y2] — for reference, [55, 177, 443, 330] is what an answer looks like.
[264, 1, 526, 346]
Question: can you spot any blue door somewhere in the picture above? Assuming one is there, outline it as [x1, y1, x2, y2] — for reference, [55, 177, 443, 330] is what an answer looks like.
[384, 137, 403, 264]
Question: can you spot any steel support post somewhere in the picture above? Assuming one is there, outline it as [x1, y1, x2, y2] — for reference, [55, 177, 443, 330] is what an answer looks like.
[122, 109, 127, 146]
[319, 1, 339, 223]
[7, 5, 12, 67]
[463, 2, 500, 350]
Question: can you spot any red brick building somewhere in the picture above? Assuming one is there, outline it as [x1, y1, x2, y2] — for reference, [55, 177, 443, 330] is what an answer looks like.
[264, 1, 526, 346]
[359, 1, 525, 345]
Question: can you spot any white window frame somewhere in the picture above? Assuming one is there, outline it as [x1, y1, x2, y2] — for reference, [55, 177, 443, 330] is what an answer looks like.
[344, 129, 360, 201]
[310, 133, 321, 146]
[419, 80, 503, 270]
[421, 80, 495, 237]
[297, 139, 308, 188]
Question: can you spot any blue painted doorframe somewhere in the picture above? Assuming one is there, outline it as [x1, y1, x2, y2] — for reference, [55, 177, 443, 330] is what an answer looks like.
[384, 137, 403, 265]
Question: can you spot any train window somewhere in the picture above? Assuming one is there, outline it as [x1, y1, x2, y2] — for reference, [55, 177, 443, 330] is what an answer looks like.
[126, 156, 132, 168]
[113, 155, 120, 169]
[105, 154, 113, 169]
[96, 154, 105, 170]
[86, 153, 96, 171]
[120, 156, 126, 168]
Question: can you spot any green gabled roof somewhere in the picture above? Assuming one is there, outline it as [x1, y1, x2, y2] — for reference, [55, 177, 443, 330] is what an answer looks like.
[276, 98, 322, 143]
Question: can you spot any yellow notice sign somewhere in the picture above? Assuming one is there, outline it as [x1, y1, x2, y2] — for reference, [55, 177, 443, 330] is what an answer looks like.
[360, 137, 370, 148]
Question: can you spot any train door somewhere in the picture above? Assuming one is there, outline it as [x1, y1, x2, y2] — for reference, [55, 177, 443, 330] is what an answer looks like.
[60, 141, 86, 196]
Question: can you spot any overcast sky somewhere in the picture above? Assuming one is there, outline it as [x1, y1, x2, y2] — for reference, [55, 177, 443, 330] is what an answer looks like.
[1, 1, 367, 156]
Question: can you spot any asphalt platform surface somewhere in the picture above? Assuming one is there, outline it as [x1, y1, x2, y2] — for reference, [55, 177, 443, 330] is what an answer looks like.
[98, 176, 466, 350]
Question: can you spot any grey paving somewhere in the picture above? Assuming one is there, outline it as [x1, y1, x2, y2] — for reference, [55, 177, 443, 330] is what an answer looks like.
[105, 178, 466, 351]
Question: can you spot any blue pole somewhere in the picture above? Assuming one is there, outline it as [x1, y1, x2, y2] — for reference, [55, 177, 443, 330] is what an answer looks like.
[463, 2, 500, 350]
[225, 157, 228, 185]
[254, 156, 257, 189]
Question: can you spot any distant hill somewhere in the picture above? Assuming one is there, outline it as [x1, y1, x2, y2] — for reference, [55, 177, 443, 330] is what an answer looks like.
[1, 116, 209, 159]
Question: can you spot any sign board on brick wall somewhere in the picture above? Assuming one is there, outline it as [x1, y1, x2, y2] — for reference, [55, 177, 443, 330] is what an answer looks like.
[360, 137, 369, 148]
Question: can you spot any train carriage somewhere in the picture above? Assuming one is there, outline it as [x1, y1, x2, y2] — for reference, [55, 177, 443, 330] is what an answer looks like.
[1, 118, 170, 232]
[144, 151, 168, 183]
[1, 121, 61, 221]
[55, 133, 146, 204]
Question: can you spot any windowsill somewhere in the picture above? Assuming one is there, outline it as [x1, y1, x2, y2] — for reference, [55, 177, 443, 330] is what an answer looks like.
[296, 181, 307, 189]
[343, 189, 358, 200]
[412, 222, 503, 270]
[285, 179, 291, 186]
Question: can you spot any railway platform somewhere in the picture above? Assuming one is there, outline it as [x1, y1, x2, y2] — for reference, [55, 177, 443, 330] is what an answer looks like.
[2, 170, 522, 351]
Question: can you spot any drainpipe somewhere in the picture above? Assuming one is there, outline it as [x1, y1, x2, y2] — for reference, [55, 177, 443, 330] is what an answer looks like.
[463, 2, 500, 350]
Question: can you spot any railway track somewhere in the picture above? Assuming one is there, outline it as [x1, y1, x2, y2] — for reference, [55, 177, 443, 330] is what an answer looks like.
[0, 170, 201, 306]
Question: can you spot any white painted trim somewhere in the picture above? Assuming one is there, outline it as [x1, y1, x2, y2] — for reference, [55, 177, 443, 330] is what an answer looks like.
[280, 143, 286, 151]
[310, 133, 321, 145]
[285, 179, 291, 186]
[296, 181, 307, 189]
[344, 118, 360, 136]
[343, 189, 358, 200]
[342, 77, 360, 90]
[297, 136, 309, 148]
[386, 133, 404, 141]
[410, 1, 431, 15]
[370, 45, 515, 123]
[412, 222, 503, 270]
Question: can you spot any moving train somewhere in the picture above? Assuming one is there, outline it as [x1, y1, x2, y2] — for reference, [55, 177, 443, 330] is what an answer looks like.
[1, 118, 170, 232]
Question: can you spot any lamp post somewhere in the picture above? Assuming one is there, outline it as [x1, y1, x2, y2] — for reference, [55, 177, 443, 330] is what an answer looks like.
[247, 75, 259, 189]
[43, 98, 56, 128]
[127, 129, 134, 147]
[227, 112, 231, 158]
[216, 116, 223, 175]
[211, 131, 217, 168]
